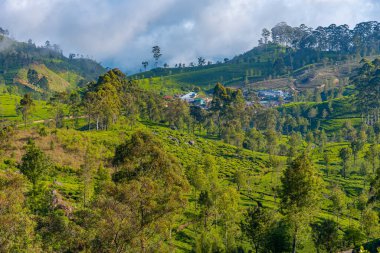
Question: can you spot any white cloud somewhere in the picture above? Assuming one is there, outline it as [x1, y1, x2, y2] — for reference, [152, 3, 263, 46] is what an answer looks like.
[0, 0, 379, 72]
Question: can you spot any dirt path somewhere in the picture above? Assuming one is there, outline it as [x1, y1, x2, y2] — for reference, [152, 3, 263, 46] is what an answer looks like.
[17, 115, 87, 127]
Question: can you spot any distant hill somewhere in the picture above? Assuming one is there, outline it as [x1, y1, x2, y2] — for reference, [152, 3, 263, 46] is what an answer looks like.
[131, 44, 363, 93]
[0, 34, 106, 94]
[132, 21, 380, 93]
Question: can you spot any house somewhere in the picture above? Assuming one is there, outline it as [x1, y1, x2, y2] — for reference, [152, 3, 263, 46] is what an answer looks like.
[193, 98, 206, 107]
[180, 92, 197, 102]
[257, 89, 292, 105]
[163, 95, 173, 100]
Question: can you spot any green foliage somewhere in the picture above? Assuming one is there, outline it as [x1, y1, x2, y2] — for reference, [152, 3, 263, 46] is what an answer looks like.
[0, 171, 40, 252]
[279, 151, 323, 252]
[241, 206, 274, 252]
[16, 93, 35, 127]
[19, 139, 50, 188]
[311, 219, 341, 253]
[352, 58, 380, 120]
[89, 130, 190, 252]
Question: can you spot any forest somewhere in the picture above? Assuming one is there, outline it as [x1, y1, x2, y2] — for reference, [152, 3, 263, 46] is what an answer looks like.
[1, 20, 380, 253]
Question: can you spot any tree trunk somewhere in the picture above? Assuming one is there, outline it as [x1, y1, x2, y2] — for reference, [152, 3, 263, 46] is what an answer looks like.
[292, 232, 297, 253]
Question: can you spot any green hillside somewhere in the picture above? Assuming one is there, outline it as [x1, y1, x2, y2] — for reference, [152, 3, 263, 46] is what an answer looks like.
[2, 20, 380, 253]
[0, 34, 105, 94]
[1, 64, 380, 252]
[132, 44, 368, 94]
[0, 110, 374, 252]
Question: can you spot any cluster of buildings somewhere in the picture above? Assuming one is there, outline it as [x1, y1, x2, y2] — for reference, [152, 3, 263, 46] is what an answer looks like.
[257, 89, 292, 107]
[164, 92, 210, 108]
[164, 89, 292, 109]
[180, 92, 211, 107]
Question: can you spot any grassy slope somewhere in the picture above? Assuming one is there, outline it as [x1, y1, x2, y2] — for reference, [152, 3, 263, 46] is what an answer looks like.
[0, 110, 371, 252]
[132, 45, 282, 92]
[0, 93, 52, 121]
[281, 94, 362, 132]
[15, 64, 74, 92]
[132, 45, 378, 95]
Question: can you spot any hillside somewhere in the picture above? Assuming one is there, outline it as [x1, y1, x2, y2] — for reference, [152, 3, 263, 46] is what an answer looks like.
[1, 64, 380, 252]
[0, 111, 373, 252]
[2, 18, 380, 252]
[132, 45, 376, 96]
[0, 34, 105, 93]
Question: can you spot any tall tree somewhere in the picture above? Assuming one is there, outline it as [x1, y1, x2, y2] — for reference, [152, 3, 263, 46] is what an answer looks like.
[261, 28, 271, 44]
[352, 59, 380, 124]
[152, 46, 162, 67]
[16, 94, 35, 128]
[198, 57, 206, 66]
[242, 206, 274, 253]
[93, 130, 189, 252]
[0, 171, 40, 252]
[48, 92, 67, 128]
[279, 151, 323, 253]
[142, 61, 148, 71]
[339, 147, 352, 178]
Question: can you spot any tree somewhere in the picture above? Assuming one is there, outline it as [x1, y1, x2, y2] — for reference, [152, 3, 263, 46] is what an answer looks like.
[329, 185, 347, 222]
[242, 206, 273, 253]
[27, 69, 39, 85]
[264, 220, 292, 253]
[16, 94, 35, 128]
[198, 57, 206, 66]
[152, 46, 162, 67]
[48, 92, 67, 128]
[19, 140, 50, 191]
[67, 91, 82, 128]
[343, 226, 365, 248]
[323, 151, 331, 176]
[142, 61, 148, 71]
[308, 107, 318, 127]
[97, 131, 189, 252]
[164, 99, 190, 131]
[273, 58, 286, 75]
[216, 187, 241, 251]
[351, 139, 364, 164]
[261, 28, 271, 44]
[83, 69, 124, 130]
[279, 151, 323, 253]
[0, 171, 40, 252]
[339, 147, 352, 178]
[365, 143, 378, 173]
[233, 169, 246, 191]
[352, 59, 380, 124]
[312, 219, 341, 253]
[195, 228, 224, 253]
[37, 76, 49, 90]
[287, 132, 302, 157]
[360, 207, 379, 242]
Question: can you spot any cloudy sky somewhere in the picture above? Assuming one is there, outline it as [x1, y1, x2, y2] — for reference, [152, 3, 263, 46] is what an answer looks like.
[1, 0, 379, 73]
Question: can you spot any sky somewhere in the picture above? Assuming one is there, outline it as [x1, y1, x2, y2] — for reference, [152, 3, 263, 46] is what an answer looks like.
[1, 0, 380, 73]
